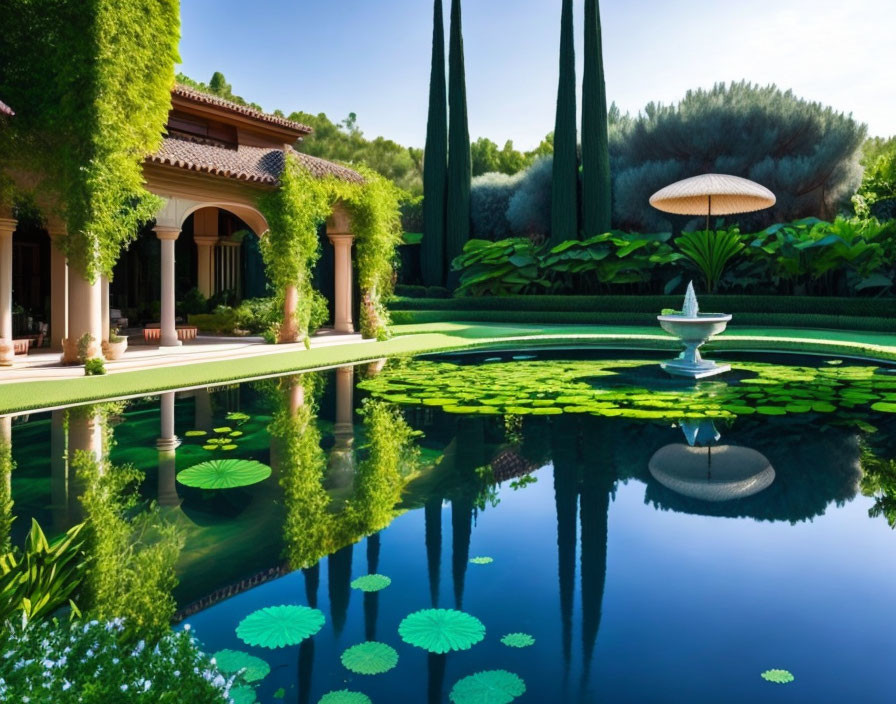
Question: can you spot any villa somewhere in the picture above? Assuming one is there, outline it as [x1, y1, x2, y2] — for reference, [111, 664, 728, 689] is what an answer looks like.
[0, 85, 363, 367]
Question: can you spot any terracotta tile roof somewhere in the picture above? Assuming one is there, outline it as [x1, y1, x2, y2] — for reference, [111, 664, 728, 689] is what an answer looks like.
[0, 99, 13, 116]
[147, 135, 363, 185]
[173, 85, 311, 135]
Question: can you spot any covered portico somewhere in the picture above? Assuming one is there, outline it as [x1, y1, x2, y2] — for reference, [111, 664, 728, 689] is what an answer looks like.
[0, 86, 363, 368]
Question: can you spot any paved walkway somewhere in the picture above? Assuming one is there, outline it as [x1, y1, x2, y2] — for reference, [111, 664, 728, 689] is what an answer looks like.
[0, 331, 367, 385]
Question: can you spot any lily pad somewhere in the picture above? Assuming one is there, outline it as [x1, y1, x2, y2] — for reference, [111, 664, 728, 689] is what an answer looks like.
[318, 692, 372, 704]
[212, 649, 270, 682]
[449, 670, 526, 704]
[202, 445, 217, 451]
[226, 411, 251, 423]
[236, 605, 325, 649]
[398, 609, 485, 654]
[273, 689, 285, 699]
[222, 444, 239, 451]
[214, 426, 233, 433]
[761, 669, 794, 684]
[500, 633, 534, 648]
[340, 641, 399, 675]
[184, 430, 207, 437]
[871, 402, 896, 413]
[470, 557, 493, 565]
[229, 685, 257, 704]
[350, 574, 392, 592]
[177, 459, 271, 489]
[229, 430, 244, 437]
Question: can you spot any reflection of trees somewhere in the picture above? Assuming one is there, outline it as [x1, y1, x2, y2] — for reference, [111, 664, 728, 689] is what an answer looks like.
[427, 653, 447, 704]
[861, 442, 896, 528]
[364, 532, 381, 640]
[425, 498, 442, 606]
[73, 403, 184, 641]
[551, 417, 579, 673]
[0, 419, 13, 554]
[328, 544, 353, 637]
[449, 418, 485, 610]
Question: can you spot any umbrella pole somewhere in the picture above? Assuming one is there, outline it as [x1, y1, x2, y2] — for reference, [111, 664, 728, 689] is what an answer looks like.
[706, 194, 712, 233]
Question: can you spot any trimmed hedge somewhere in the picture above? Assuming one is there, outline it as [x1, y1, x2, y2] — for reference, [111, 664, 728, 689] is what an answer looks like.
[389, 308, 896, 333]
[389, 295, 895, 318]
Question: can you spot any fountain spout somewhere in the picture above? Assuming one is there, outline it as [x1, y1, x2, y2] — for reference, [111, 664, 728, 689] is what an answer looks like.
[682, 281, 699, 318]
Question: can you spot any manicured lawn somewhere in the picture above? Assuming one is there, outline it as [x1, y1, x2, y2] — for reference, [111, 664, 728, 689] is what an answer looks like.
[1, 323, 895, 415]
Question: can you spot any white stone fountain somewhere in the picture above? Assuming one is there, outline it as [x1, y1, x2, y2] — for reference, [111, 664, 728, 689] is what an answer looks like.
[657, 282, 732, 379]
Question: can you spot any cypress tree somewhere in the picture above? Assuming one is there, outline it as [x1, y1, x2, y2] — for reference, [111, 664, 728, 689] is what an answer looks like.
[422, 0, 448, 286]
[581, 0, 612, 236]
[446, 0, 472, 285]
[551, 0, 578, 245]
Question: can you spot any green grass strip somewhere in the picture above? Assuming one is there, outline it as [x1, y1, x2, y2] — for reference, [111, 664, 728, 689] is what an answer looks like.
[1, 324, 894, 414]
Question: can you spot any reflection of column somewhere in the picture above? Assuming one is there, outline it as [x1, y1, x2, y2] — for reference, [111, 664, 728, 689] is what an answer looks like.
[47, 224, 68, 352]
[67, 410, 105, 521]
[328, 234, 355, 334]
[157, 393, 181, 507]
[194, 388, 213, 432]
[62, 266, 102, 363]
[327, 366, 355, 489]
[0, 415, 11, 552]
[366, 358, 387, 378]
[0, 218, 16, 366]
[50, 410, 70, 532]
[155, 225, 181, 347]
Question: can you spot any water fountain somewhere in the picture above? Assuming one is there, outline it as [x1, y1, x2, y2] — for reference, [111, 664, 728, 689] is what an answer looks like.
[657, 281, 732, 379]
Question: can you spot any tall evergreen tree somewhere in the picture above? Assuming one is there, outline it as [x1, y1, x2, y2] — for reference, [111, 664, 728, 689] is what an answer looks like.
[551, 0, 579, 245]
[422, 0, 448, 286]
[581, 0, 612, 236]
[446, 0, 472, 285]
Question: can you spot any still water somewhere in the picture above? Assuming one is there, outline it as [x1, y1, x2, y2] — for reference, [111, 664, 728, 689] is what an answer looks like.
[5, 350, 896, 703]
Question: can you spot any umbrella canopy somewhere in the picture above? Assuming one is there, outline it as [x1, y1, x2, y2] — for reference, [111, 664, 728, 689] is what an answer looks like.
[0, 99, 13, 117]
[650, 173, 775, 216]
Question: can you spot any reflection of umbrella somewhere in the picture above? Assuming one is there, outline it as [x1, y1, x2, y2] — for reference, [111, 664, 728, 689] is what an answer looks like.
[650, 173, 776, 231]
[648, 444, 775, 502]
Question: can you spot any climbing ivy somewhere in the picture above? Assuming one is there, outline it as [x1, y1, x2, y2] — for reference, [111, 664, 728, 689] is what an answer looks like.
[258, 158, 403, 341]
[0, 0, 179, 281]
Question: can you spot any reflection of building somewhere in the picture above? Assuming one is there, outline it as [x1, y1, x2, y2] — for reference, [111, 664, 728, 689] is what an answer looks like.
[326, 366, 355, 490]
[156, 392, 181, 507]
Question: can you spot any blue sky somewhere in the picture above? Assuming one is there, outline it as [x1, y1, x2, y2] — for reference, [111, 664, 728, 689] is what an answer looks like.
[179, 0, 895, 150]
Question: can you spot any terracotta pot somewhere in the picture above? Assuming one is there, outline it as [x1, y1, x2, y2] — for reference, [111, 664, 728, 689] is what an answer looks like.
[102, 338, 128, 361]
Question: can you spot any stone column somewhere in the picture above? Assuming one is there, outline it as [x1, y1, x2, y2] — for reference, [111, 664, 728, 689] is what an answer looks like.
[101, 275, 110, 342]
[46, 224, 68, 352]
[328, 234, 355, 334]
[156, 392, 181, 507]
[62, 266, 102, 363]
[155, 226, 181, 347]
[193, 206, 218, 299]
[0, 218, 16, 366]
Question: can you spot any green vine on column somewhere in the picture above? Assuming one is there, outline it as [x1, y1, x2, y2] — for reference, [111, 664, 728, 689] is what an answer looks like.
[258, 158, 404, 342]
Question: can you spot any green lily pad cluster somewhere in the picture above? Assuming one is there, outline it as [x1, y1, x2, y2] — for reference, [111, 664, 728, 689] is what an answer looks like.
[212, 649, 270, 682]
[236, 605, 325, 649]
[398, 609, 486, 654]
[500, 633, 535, 648]
[761, 669, 795, 684]
[176, 459, 271, 489]
[350, 574, 392, 592]
[449, 670, 526, 704]
[359, 358, 896, 421]
[184, 411, 251, 451]
[340, 641, 399, 675]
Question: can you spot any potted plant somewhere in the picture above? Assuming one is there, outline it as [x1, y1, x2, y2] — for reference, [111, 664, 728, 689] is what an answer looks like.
[102, 328, 128, 361]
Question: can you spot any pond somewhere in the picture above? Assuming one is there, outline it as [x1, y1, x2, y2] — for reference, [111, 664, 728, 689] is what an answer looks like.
[4, 350, 896, 703]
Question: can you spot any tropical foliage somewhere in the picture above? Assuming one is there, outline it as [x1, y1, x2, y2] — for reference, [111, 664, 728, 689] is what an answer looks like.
[451, 216, 896, 297]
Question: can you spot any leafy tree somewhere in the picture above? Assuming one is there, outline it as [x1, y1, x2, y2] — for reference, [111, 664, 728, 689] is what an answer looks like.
[854, 136, 896, 216]
[471, 137, 501, 177]
[581, 0, 612, 236]
[611, 82, 867, 232]
[551, 0, 578, 245]
[176, 71, 263, 110]
[422, 0, 449, 286]
[470, 171, 522, 239]
[446, 0, 472, 283]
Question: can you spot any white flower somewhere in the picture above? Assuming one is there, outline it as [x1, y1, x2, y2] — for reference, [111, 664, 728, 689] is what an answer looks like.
[120, 684, 128, 692]
[183, 624, 191, 632]
[143, 680, 152, 692]
[62, 681, 72, 691]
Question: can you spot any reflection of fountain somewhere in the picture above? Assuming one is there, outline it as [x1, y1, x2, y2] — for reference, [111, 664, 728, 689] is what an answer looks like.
[649, 420, 775, 502]
[657, 281, 732, 379]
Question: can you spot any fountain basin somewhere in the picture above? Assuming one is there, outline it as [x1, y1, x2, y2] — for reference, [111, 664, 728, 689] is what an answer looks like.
[657, 313, 732, 379]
